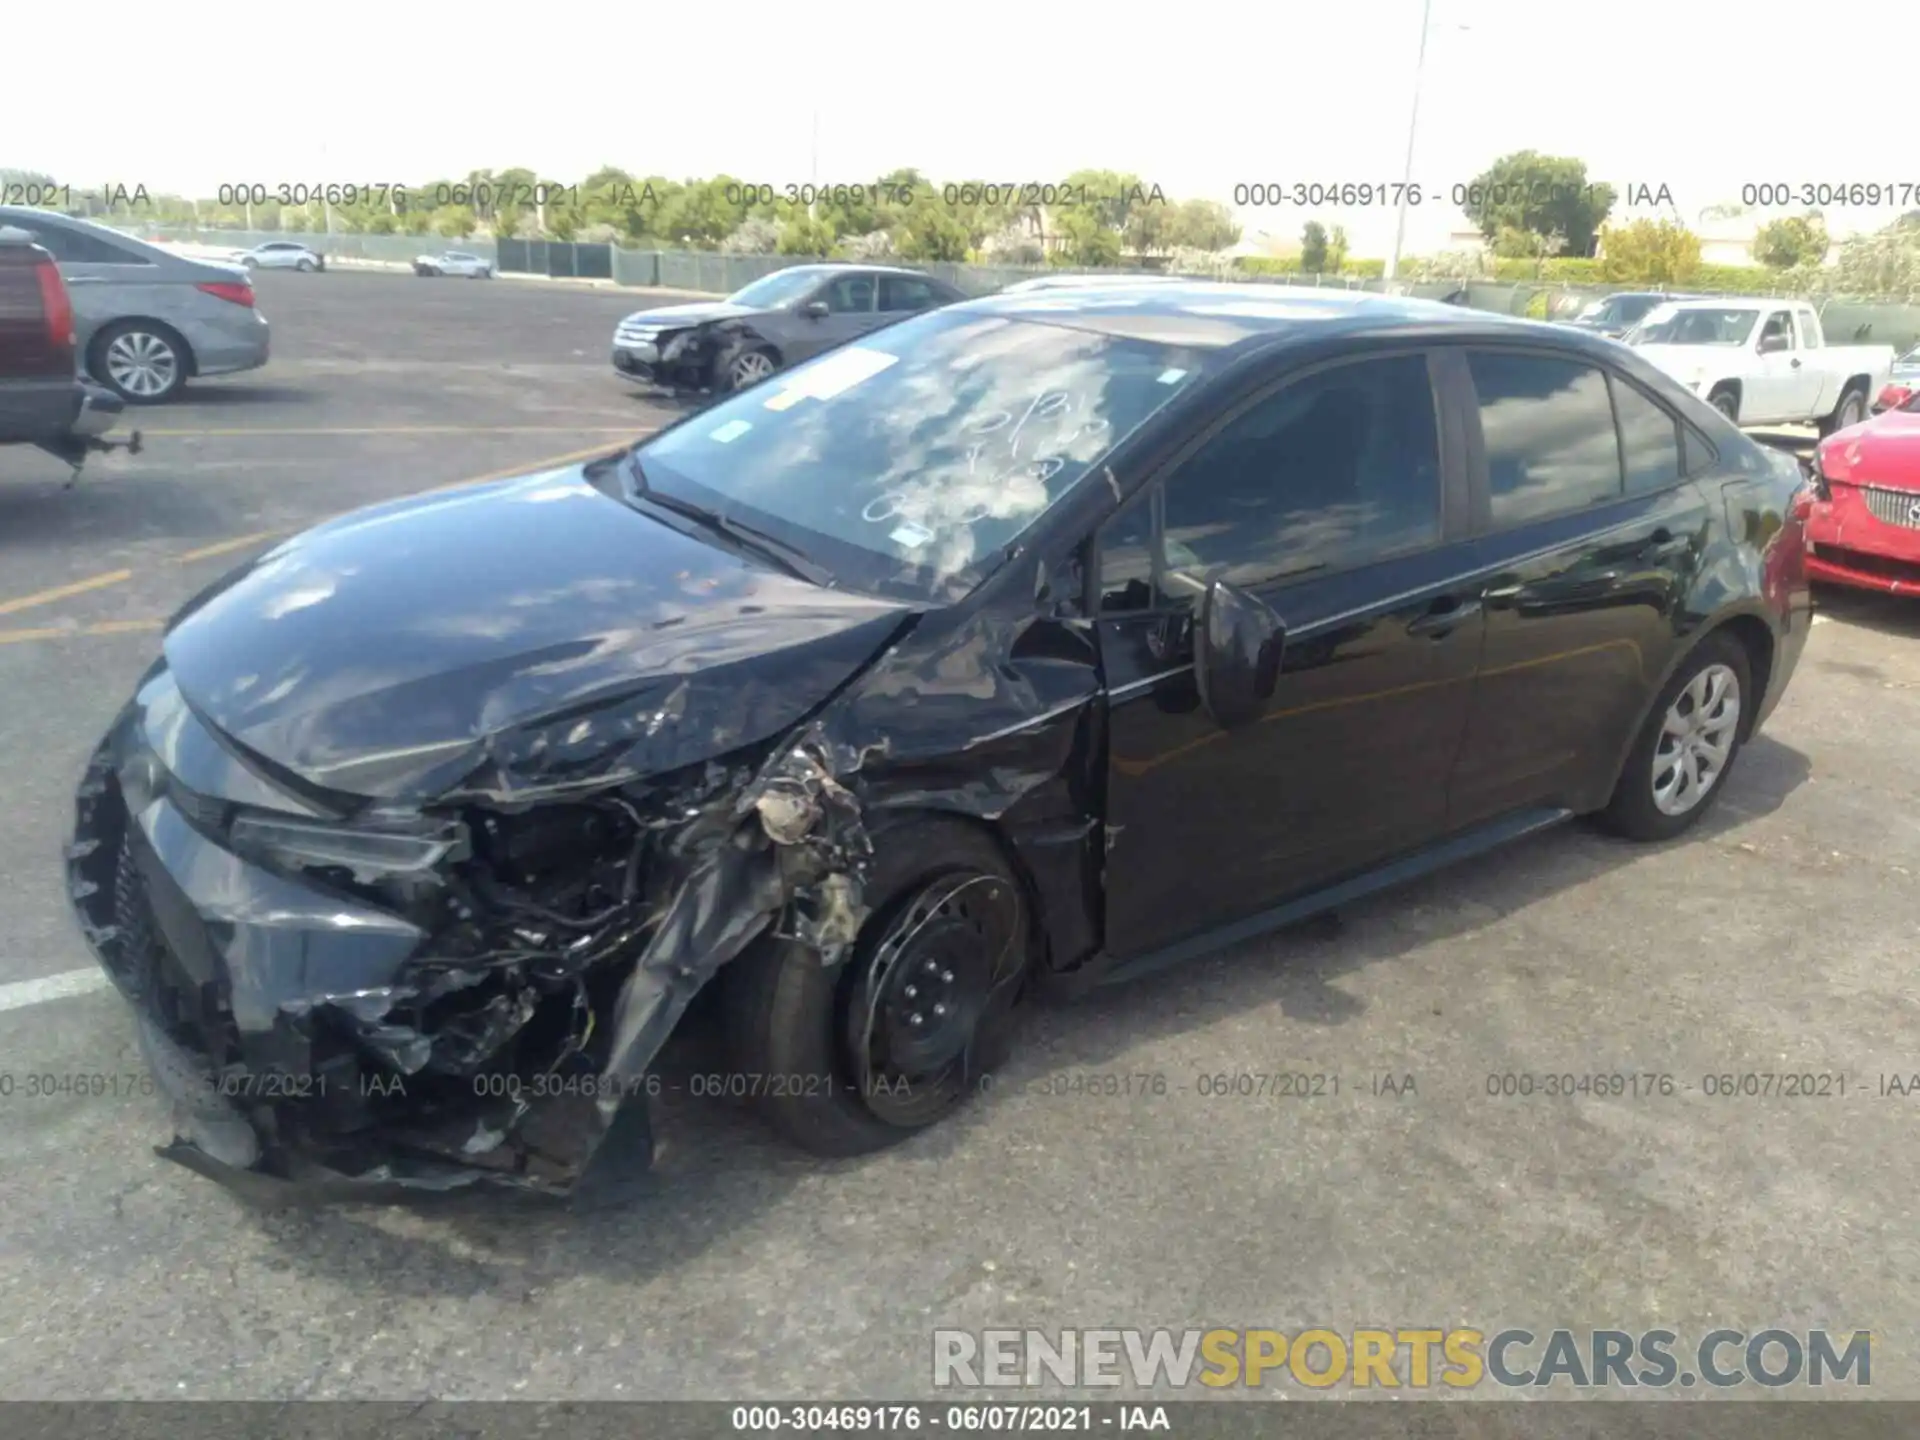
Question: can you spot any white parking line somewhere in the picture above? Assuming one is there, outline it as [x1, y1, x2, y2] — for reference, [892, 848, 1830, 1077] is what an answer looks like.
[0, 968, 111, 1013]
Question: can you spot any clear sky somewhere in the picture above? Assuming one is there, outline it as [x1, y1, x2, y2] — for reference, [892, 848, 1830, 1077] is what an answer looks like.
[9, 0, 1905, 257]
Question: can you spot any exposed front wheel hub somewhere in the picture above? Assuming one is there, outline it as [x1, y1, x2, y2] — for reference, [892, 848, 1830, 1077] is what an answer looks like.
[876, 936, 988, 1073]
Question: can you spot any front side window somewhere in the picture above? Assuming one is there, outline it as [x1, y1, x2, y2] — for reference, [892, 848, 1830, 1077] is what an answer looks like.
[727, 269, 824, 308]
[1156, 353, 1444, 591]
[1467, 351, 1622, 527]
[635, 308, 1209, 600]
[1759, 311, 1793, 349]
[821, 274, 877, 313]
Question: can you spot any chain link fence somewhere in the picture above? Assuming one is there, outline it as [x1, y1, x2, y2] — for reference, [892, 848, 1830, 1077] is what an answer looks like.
[109, 224, 1920, 351]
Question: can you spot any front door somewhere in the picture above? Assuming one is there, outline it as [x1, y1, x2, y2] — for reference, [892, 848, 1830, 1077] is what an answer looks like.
[1445, 347, 1713, 826]
[789, 273, 879, 362]
[1745, 309, 1801, 424]
[1097, 350, 1484, 959]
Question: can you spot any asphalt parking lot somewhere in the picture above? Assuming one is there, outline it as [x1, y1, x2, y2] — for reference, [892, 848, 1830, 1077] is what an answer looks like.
[4, 272, 1920, 1402]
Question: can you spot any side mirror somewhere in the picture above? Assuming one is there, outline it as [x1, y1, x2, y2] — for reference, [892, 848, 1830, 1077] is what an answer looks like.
[1758, 333, 1789, 354]
[1195, 580, 1285, 730]
[801, 299, 829, 319]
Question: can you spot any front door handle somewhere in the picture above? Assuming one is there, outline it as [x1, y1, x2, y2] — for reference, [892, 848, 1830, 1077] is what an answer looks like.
[1407, 596, 1482, 638]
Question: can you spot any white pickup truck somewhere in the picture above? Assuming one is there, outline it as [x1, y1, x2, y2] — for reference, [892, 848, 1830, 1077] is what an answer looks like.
[1623, 298, 1893, 435]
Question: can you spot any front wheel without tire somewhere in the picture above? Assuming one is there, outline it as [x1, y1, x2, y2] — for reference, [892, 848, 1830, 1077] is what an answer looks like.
[719, 347, 777, 393]
[721, 819, 1032, 1156]
[1596, 632, 1752, 842]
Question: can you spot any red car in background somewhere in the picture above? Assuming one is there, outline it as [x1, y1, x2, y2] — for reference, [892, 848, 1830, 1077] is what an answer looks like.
[1803, 392, 1920, 594]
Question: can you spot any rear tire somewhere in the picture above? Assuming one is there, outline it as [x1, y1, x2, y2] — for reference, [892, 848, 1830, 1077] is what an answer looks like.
[1817, 385, 1867, 438]
[1595, 631, 1752, 842]
[720, 818, 1032, 1157]
[1707, 386, 1740, 423]
[90, 320, 189, 404]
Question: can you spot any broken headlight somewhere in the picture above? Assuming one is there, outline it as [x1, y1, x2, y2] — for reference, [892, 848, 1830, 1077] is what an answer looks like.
[229, 813, 460, 879]
[659, 329, 699, 363]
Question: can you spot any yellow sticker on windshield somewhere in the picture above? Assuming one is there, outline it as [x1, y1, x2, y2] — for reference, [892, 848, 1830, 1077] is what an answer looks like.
[762, 389, 803, 412]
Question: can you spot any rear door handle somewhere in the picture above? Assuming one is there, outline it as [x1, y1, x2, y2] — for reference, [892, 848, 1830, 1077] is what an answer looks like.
[1407, 596, 1482, 637]
[1642, 527, 1694, 563]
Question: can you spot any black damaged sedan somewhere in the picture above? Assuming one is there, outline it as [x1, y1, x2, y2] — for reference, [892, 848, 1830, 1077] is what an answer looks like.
[67, 284, 1812, 1200]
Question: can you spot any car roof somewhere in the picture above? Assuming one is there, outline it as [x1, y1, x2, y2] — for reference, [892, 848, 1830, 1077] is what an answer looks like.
[949, 280, 1562, 353]
[764, 262, 942, 279]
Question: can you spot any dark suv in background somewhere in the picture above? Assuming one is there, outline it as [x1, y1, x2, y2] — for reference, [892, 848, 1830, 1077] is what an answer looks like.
[0, 227, 137, 476]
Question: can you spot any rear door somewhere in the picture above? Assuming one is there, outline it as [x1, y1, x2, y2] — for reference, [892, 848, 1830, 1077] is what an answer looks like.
[1444, 346, 1713, 827]
[1098, 348, 1485, 957]
[1789, 306, 1832, 414]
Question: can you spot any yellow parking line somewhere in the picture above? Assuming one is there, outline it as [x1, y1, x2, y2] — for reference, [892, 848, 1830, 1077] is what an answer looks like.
[143, 426, 649, 438]
[424, 436, 649, 493]
[0, 569, 132, 617]
[174, 530, 283, 564]
[0, 619, 162, 646]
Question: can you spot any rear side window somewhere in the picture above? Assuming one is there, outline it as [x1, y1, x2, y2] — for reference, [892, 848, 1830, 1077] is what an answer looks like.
[15, 222, 141, 265]
[1682, 427, 1717, 476]
[879, 276, 939, 311]
[1467, 351, 1622, 526]
[1609, 376, 1682, 495]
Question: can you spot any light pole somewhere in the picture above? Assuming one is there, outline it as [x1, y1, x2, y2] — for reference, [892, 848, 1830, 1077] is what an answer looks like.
[1384, 0, 1434, 285]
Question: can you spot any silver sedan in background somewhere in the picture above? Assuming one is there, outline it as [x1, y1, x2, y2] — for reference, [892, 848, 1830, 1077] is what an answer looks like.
[231, 240, 325, 272]
[414, 250, 494, 278]
[0, 207, 272, 403]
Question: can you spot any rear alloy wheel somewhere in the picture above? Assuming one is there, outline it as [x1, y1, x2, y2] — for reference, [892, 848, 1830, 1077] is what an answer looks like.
[1596, 633, 1751, 841]
[93, 323, 186, 403]
[723, 347, 777, 392]
[723, 820, 1030, 1156]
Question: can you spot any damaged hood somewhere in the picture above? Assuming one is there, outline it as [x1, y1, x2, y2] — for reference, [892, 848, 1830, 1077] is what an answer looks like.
[162, 464, 912, 802]
[619, 301, 761, 329]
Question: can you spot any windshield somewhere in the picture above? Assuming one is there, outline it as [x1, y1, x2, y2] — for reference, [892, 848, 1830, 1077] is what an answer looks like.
[728, 269, 827, 308]
[1575, 299, 1614, 321]
[1626, 306, 1757, 346]
[1898, 347, 1920, 367]
[633, 307, 1210, 601]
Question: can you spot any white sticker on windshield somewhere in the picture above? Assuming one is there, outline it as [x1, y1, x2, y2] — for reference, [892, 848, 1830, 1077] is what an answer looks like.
[788, 346, 900, 401]
[1157, 367, 1188, 385]
[708, 420, 752, 444]
[890, 521, 935, 548]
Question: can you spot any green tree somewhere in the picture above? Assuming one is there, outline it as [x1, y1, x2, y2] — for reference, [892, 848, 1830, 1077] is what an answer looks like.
[1163, 198, 1240, 252]
[1462, 151, 1616, 259]
[1054, 208, 1121, 266]
[1300, 221, 1330, 272]
[776, 213, 836, 255]
[1597, 219, 1701, 284]
[1753, 213, 1829, 270]
[896, 202, 972, 261]
[1326, 225, 1350, 273]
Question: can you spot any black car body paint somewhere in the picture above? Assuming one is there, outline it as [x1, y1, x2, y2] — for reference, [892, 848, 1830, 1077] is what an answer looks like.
[65, 285, 1810, 1201]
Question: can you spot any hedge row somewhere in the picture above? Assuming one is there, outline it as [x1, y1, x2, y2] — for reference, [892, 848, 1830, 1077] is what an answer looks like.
[1230, 256, 1387, 279]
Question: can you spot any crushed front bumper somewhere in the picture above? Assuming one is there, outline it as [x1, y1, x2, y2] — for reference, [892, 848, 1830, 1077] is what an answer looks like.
[63, 701, 659, 1204]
